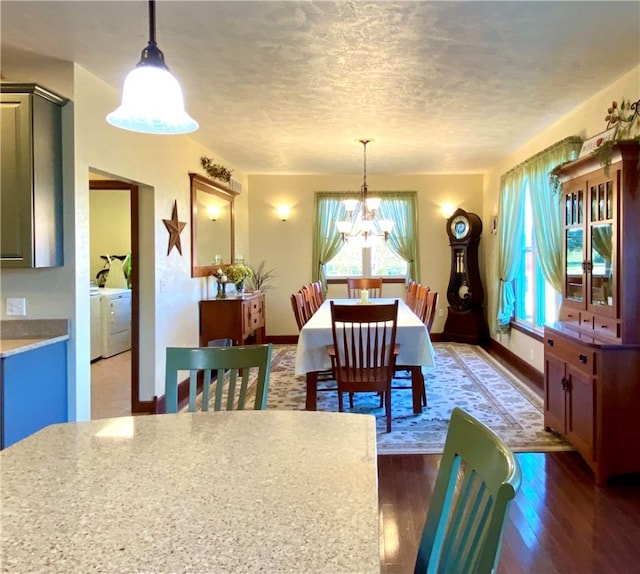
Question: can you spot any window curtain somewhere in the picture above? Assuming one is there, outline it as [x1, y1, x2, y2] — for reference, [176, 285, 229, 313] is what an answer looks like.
[527, 138, 583, 292]
[377, 192, 420, 283]
[497, 169, 526, 332]
[312, 191, 419, 289]
[496, 136, 582, 332]
[312, 192, 353, 291]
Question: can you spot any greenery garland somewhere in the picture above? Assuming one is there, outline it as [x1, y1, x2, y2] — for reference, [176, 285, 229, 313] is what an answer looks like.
[200, 156, 233, 183]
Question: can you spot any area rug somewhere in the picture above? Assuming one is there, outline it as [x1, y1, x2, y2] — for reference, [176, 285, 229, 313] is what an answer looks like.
[263, 342, 571, 455]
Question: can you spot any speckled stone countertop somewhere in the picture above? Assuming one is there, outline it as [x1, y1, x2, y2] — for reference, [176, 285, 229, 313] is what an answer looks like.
[1, 411, 379, 574]
[0, 319, 69, 358]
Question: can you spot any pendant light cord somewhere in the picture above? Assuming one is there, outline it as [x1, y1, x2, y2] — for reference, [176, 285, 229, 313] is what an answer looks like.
[148, 0, 156, 45]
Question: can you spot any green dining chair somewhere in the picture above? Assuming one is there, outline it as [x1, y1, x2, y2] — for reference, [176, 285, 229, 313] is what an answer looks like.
[164, 344, 272, 413]
[414, 407, 522, 574]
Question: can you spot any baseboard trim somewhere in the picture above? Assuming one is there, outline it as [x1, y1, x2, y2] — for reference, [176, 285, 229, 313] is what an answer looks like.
[485, 338, 543, 391]
[132, 399, 156, 414]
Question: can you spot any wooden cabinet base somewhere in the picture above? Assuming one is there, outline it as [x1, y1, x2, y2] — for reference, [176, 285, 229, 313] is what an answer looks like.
[544, 324, 640, 486]
[199, 293, 265, 347]
[442, 307, 489, 345]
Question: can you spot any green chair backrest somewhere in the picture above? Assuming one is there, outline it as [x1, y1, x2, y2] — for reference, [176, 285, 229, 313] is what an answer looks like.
[164, 344, 272, 413]
[414, 407, 522, 574]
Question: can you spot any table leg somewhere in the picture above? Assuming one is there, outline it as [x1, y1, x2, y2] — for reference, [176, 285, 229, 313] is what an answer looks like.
[305, 372, 318, 411]
[409, 367, 423, 414]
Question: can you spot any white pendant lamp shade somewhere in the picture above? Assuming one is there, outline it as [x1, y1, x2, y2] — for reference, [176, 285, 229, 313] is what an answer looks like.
[106, 0, 198, 135]
[107, 65, 198, 134]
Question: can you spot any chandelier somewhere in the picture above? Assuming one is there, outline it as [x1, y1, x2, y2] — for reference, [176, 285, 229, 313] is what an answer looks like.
[336, 139, 393, 244]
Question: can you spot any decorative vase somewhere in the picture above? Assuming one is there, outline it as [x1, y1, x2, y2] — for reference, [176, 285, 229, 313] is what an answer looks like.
[235, 280, 245, 296]
[217, 281, 227, 299]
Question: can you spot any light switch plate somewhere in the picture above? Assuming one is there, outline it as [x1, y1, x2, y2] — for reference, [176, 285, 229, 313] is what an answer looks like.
[6, 297, 27, 316]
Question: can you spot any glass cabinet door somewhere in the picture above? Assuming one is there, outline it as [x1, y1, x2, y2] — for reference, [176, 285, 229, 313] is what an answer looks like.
[565, 227, 584, 302]
[590, 223, 613, 308]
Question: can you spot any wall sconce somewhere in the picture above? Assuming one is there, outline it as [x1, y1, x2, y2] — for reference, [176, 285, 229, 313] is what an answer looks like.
[207, 205, 221, 221]
[277, 205, 290, 221]
[440, 204, 457, 219]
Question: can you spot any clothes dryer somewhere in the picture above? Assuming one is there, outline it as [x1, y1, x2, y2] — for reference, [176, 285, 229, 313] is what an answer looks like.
[100, 288, 131, 358]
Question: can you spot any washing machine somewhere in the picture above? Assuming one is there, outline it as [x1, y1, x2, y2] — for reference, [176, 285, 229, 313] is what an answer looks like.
[90, 286, 102, 361]
[100, 288, 132, 358]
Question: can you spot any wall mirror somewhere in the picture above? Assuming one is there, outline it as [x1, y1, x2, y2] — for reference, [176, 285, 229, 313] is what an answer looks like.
[190, 172, 238, 278]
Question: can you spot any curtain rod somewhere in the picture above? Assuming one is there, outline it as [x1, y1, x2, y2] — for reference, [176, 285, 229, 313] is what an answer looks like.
[500, 135, 583, 181]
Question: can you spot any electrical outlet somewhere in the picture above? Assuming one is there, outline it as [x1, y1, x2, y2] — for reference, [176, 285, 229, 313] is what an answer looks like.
[529, 348, 534, 360]
[6, 297, 26, 316]
[438, 308, 444, 317]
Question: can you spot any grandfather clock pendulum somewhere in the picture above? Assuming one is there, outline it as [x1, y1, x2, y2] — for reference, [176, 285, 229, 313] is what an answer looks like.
[442, 208, 489, 344]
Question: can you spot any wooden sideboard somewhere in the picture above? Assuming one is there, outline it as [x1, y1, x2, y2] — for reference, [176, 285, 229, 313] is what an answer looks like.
[544, 141, 640, 485]
[199, 292, 265, 347]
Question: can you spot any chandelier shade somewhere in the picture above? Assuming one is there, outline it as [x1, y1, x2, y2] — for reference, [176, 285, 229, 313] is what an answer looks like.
[106, 0, 198, 135]
[336, 139, 393, 243]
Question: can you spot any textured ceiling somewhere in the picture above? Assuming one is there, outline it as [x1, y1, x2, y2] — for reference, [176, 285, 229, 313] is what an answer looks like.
[1, 1, 639, 174]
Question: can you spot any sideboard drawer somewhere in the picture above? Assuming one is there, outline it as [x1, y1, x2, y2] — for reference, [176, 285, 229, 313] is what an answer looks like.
[546, 334, 596, 377]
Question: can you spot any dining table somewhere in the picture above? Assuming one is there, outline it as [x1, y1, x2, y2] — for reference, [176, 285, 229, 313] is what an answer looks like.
[295, 297, 436, 414]
[0, 411, 379, 574]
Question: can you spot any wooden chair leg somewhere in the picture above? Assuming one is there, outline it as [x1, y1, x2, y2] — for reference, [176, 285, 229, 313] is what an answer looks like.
[349, 393, 354, 408]
[338, 390, 344, 412]
[385, 389, 392, 433]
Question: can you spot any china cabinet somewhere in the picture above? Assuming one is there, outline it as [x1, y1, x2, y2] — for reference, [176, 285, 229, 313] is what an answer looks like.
[199, 293, 265, 347]
[0, 83, 67, 268]
[544, 141, 640, 485]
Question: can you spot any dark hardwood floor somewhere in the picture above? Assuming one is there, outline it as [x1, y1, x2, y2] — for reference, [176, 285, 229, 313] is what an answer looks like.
[378, 451, 640, 574]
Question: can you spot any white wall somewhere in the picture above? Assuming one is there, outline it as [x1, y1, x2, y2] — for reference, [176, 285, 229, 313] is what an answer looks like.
[1, 51, 248, 419]
[247, 173, 484, 336]
[89, 190, 131, 280]
[482, 64, 640, 371]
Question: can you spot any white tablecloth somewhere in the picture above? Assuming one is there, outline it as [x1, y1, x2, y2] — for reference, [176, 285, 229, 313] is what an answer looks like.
[295, 298, 436, 375]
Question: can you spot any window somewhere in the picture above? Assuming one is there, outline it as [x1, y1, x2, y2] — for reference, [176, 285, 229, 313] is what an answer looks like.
[314, 192, 417, 281]
[325, 237, 407, 277]
[513, 182, 560, 329]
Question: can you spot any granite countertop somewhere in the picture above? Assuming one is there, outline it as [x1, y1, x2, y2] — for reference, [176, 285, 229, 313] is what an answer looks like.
[0, 410, 379, 573]
[0, 319, 69, 358]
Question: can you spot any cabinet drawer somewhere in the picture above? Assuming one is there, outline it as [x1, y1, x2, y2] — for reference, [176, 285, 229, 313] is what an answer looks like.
[559, 307, 581, 328]
[545, 335, 596, 376]
[592, 316, 620, 339]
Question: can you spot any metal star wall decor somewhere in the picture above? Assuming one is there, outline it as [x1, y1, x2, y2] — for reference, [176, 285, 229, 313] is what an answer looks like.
[163, 200, 186, 255]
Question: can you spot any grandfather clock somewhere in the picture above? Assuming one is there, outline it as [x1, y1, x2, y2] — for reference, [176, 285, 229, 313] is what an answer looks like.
[442, 208, 489, 344]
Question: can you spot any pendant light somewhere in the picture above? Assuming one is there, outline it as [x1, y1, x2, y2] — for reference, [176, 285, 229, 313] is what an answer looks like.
[106, 0, 198, 134]
[336, 139, 393, 244]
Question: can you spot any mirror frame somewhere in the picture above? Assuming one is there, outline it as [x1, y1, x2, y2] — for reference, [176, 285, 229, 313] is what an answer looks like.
[189, 172, 238, 278]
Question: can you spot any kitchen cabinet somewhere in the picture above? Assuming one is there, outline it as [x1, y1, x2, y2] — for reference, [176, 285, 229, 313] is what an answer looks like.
[544, 141, 640, 485]
[1, 340, 68, 449]
[199, 293, 265, 347]
[1, 83, 67, 268]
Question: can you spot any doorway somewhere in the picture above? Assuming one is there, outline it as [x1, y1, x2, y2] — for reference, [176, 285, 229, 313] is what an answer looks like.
[89, 176, 149, 416]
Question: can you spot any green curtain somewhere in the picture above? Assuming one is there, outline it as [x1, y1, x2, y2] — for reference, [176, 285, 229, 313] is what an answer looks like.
[377, 192, 420, 283]
[312, 192, 354, 291]
[312, 191, 419, 289]
[497, 169, 526, 332]
[527, 138, 583, 292]
[496, 136, 582, 332]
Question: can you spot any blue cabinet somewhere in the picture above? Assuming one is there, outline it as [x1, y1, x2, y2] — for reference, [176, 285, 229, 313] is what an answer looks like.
[1, 341, 68, 449]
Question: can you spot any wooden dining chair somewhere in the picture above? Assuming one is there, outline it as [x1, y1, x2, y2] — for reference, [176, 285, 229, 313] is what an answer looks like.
[290, 292, 307, 331]
[311, 280, 325, 308]
[423, 290, 438, 331]
[165, 344, 272, 413]
[405, 279, 418, 308]
[327, 300, 399, 432]
[346, 277, 383, 299]
[414, 407, 522, 574]
[301, 284, 319, 316]
[411, 283, 429, 319]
